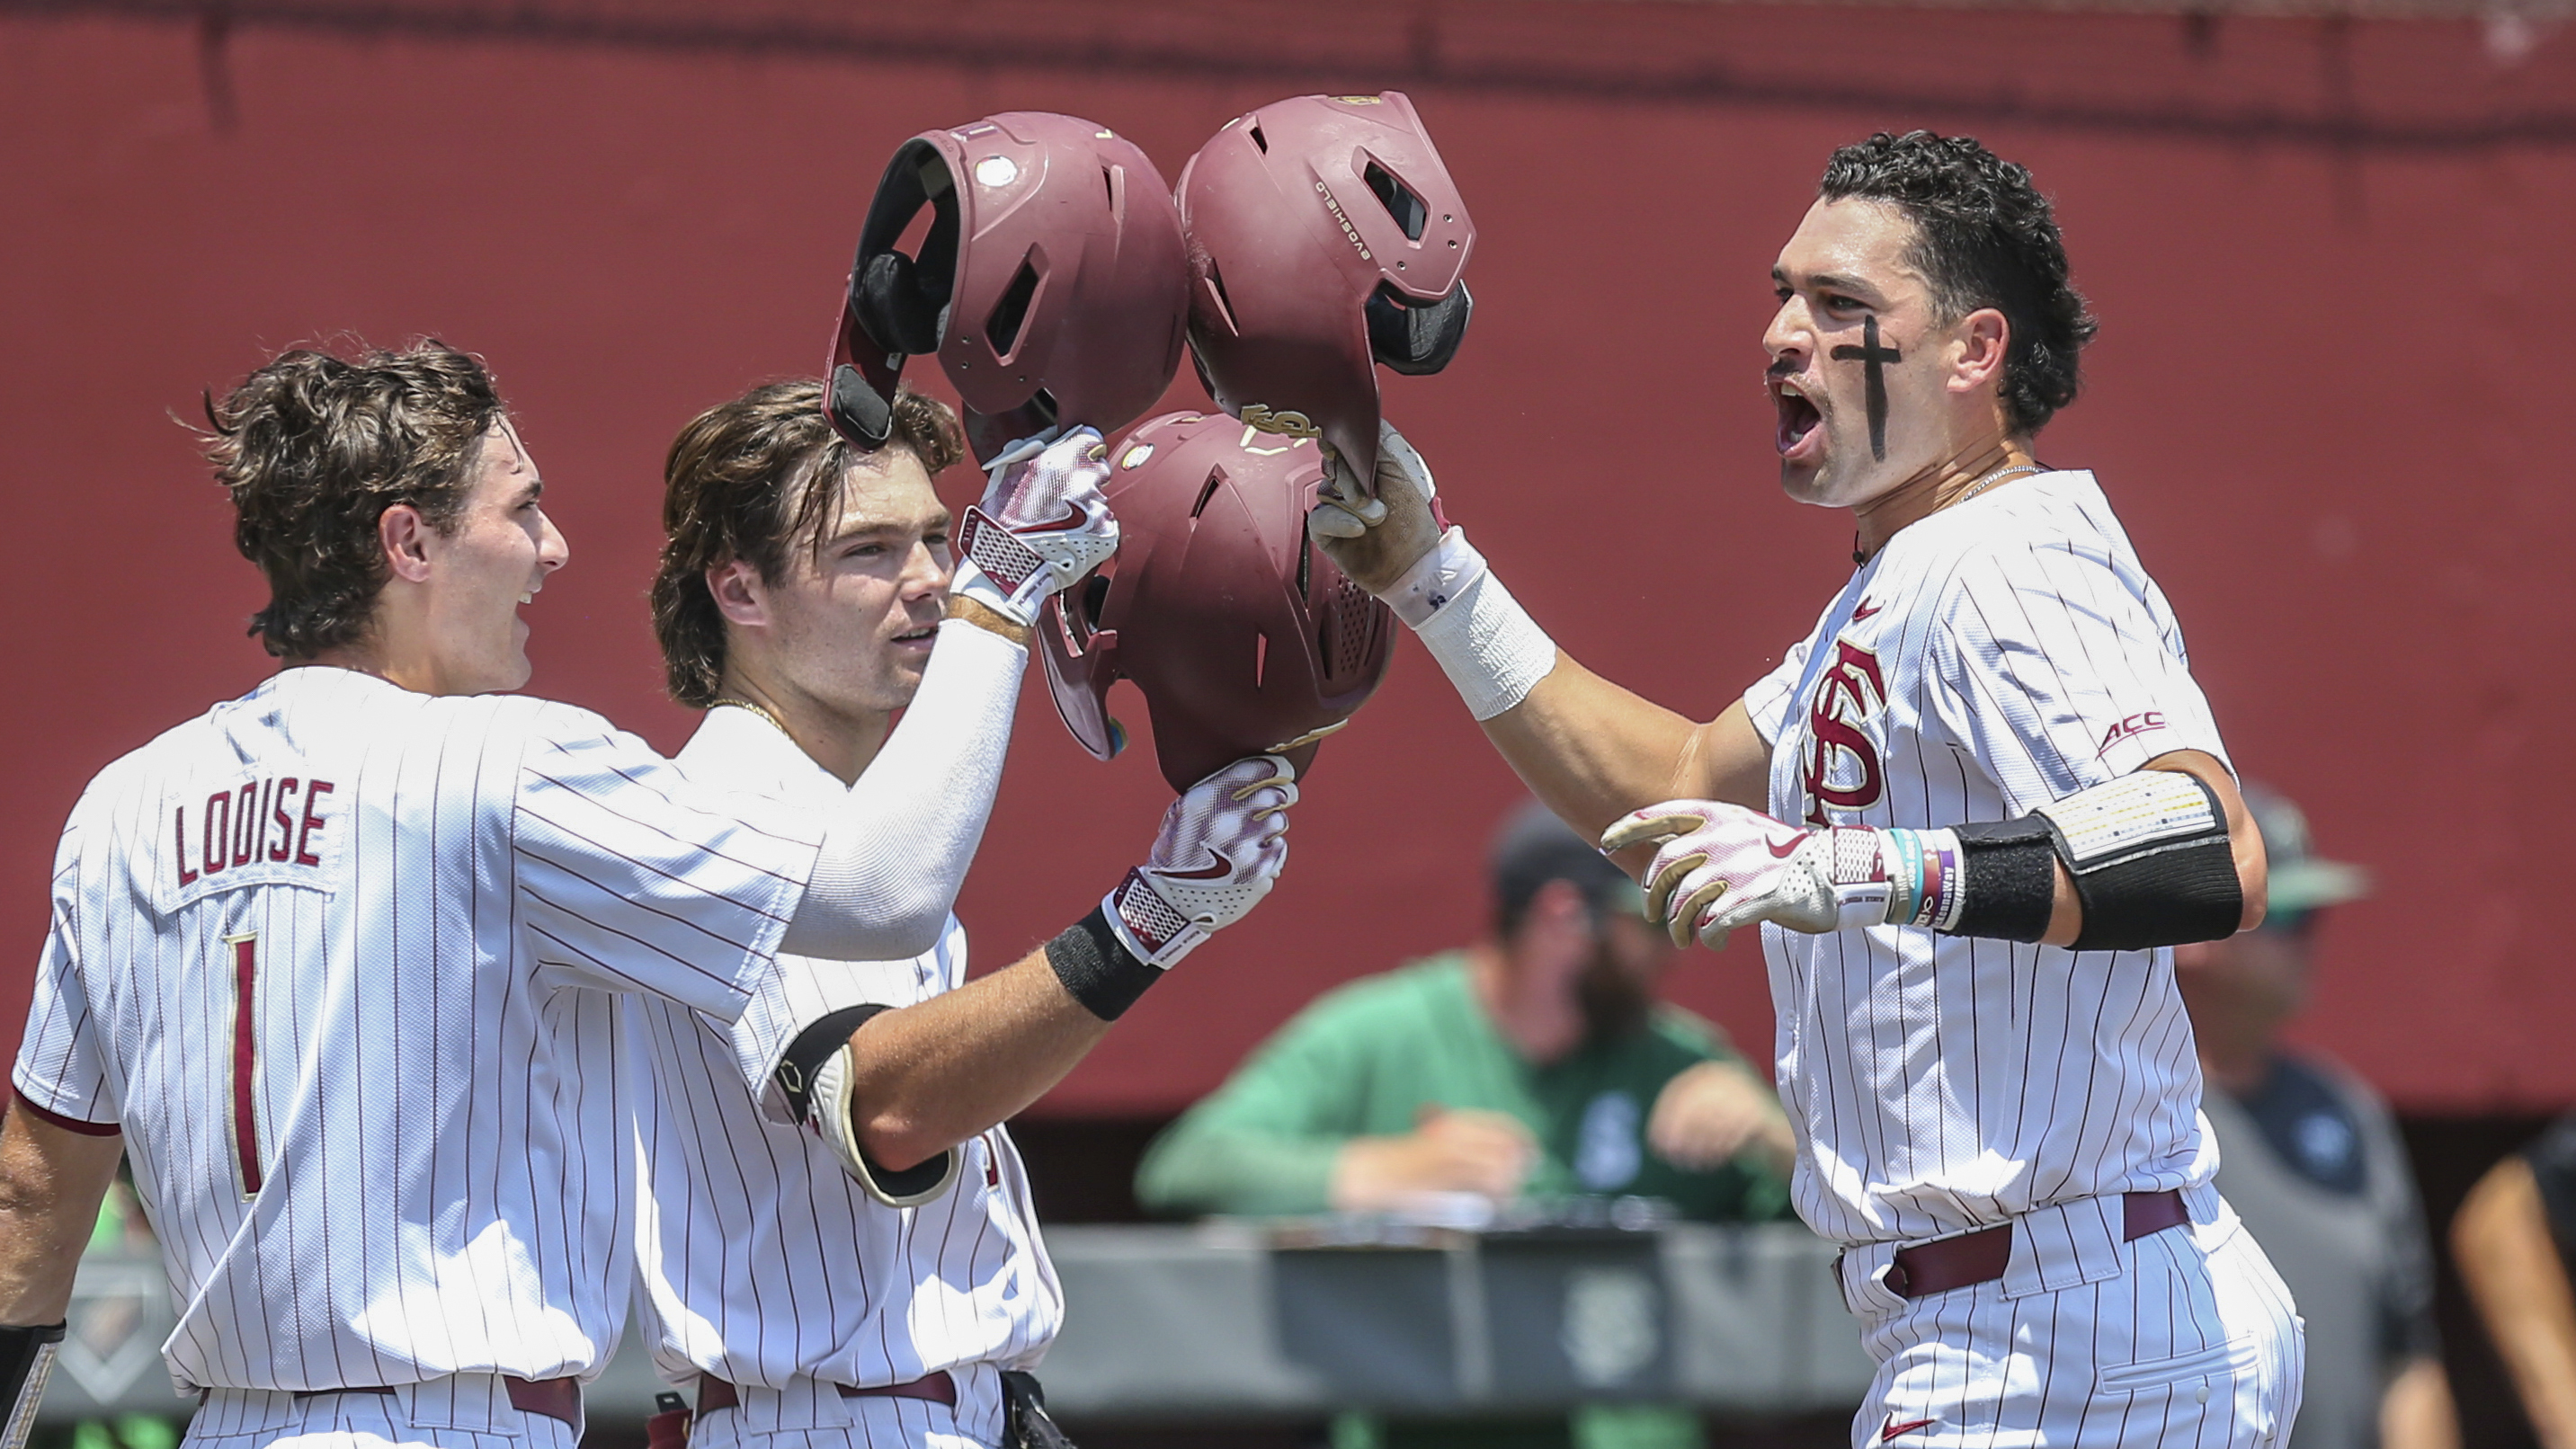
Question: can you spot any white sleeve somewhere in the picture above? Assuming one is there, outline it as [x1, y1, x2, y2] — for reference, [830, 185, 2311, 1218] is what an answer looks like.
[1739, 637, 1814, 746]
[1930, 537, 2231, 816]
[777, 618, 1026, 961]
[12, 816, 118, 1130]
[514, 713, 823, 1024]
[513, 617, 1021, 1018]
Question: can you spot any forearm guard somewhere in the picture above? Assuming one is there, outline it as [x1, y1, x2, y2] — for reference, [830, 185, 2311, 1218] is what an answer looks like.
[0, 1321, 65, 1449]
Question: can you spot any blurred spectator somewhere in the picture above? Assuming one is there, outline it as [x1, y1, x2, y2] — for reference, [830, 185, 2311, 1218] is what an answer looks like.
[1136, 801, 1793, 1221]
[2455, 1116, 2576, 1449]
[1136, 802, 1795, 1449]
[2174, 785, 2456, 1449]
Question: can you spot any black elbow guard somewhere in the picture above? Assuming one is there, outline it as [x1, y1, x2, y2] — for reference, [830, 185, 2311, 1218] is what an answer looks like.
[2039, 770, 2242, 950]
[2043, 771, 2242, 951]
[1947, 772, 2242, 952]
[772, 1004, 959, 1208]
[1, 1320, 66, 1449]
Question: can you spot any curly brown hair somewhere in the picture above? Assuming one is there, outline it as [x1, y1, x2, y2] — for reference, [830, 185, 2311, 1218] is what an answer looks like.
[651, 379, 966, 708]
[1819, 131, 2099, 437]
[201, 341, 506, 658]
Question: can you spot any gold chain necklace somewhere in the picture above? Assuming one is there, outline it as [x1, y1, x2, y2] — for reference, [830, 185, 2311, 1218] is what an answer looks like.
[710, 697, 789, 736]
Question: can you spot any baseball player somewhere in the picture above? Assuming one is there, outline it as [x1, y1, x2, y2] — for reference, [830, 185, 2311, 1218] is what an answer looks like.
[626, 380, 1295, 1449]
[1308, 132, 2304, 1444]
[0, 339, 1154, 1449]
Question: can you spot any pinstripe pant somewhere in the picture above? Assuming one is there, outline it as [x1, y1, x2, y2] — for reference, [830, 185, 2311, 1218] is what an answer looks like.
[1836, 1187, 2305, 1448]
[681, 1367, 1007, 1449]
[182, 1378, 580, 1449]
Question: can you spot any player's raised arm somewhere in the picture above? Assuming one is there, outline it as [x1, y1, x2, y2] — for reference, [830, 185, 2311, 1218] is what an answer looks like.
[1308, 424, 1772, 837]
[771, 755, 1297, 1184]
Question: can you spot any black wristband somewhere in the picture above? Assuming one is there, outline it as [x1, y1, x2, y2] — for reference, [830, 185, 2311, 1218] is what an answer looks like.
[1046, 906, 1163, 1022]
[771, 1004, 887, 1125]
[1, 1320, 66, 1449]
[1947, 817, 2057, 943]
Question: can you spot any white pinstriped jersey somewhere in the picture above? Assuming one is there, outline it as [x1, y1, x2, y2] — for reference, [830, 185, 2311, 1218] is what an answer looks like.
[627, 707, 1060, 1433]
[11, 667, 822, 1392]
[1741, 471, 2230, 1248]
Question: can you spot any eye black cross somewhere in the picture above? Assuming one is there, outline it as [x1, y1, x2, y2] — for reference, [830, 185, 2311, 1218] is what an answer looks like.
[1829, 316, 1901, 461]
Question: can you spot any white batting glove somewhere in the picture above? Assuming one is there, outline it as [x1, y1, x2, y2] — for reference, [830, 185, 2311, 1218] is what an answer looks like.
[950, 426, 1120, 627]
[1104, 755, 1298, 970]
[1308, 421, 1445, 598]
[1600, 801, 1961, 950]
[1309, 423, 1431, 538]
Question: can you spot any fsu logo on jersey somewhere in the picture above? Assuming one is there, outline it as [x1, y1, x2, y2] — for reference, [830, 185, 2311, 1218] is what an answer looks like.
[1799, 639, 1886, 825]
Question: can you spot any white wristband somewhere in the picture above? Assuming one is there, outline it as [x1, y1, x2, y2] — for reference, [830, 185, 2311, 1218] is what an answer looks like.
[1385, 527, 1488, 627]
[1406, 532, 1559, 721]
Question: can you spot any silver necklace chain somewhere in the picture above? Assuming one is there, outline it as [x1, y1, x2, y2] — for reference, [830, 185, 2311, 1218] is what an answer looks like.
[1955, 460, 2044, 505]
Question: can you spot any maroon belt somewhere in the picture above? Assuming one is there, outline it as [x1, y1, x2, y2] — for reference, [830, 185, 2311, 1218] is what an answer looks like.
[282, 1377, 582, 1429]
[694, 1372, 958, 1414]
[1881, 1189, 2189, 1300]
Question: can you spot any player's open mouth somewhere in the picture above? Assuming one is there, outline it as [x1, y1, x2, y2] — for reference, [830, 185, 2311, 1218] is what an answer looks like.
[892, 625, 937, 648]
[1774, 378, 1822, 457]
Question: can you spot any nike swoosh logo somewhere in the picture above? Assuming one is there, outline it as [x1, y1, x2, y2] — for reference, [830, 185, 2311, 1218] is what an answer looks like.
[1020, 500, 1092, 534]
[1852, 599, 1883, 620]
[1765, 834, 1807, 858]
[1154, 849, 1234, 882]
[1881, 1418, 1935, 1442]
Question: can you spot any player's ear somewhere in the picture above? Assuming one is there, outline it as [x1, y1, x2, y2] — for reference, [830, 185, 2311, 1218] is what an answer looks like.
[379, 503, 435, 584]
[1949, 307, 2011, 394]
[705, 558, 771, 629]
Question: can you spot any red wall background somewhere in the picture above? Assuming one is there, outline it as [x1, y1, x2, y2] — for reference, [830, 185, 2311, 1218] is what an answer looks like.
[4, 0, 2572, 1115]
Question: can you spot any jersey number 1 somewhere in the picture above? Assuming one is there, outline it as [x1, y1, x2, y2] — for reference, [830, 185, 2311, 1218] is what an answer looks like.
[226, 934, 263, 1198]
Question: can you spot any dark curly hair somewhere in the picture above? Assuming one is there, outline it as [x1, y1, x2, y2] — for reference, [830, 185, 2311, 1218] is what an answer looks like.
[201, 341, 505, 658]
[1819, 131, 2098, 436]
[651, 379, 966, 708]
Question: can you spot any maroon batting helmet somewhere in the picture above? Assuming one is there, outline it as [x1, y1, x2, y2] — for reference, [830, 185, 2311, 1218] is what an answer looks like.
[1175, 92, 1475, 489]
[1038, 410, 1396, 791]
[827, 112, 1190, 462]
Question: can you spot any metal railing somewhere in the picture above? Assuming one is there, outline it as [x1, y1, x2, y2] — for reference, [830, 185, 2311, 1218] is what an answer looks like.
[41, 1222, 1874, 1425]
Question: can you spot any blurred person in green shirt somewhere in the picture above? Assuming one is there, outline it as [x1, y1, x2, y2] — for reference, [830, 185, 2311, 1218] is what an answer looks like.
[1136, 803, 1798, 1449]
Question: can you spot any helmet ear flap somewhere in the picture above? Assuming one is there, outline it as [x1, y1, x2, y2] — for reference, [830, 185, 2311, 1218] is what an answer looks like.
[854, 252, 943, 357]
[1365, 280, 1473, 377]
[827, 360, 894, 447]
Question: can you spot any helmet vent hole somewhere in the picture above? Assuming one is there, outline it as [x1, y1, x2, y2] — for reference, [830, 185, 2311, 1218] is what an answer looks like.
[1190, 467, 1226, 520]
[985, 257, 1041, 358]
[1363, 161, 1427, 242]
[1201, 260, 1240, 333]
[1253, 632, 1269, 688]
[1329, 574, 1376, 680]
[1295, 539, 1313, 602]
[1101, 163, 1122, 219]
[1249, 122, 1268, 154]
[1078, 573, 1112, 636]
